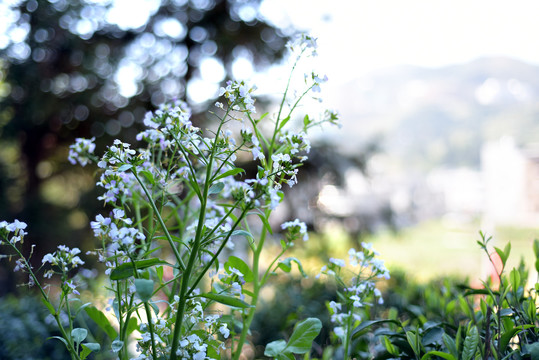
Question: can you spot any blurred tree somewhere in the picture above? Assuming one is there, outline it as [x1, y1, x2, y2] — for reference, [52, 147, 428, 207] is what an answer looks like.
[0, 0, 290, 295]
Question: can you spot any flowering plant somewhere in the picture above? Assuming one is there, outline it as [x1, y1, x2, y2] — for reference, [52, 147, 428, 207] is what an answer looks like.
[318, 242, 389, 358]
[1, 34, 339, 360]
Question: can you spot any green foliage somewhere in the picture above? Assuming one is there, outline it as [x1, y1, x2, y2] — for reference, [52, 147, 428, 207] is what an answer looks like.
[370, 234, 539, 360]
[264, 318, 322, 359]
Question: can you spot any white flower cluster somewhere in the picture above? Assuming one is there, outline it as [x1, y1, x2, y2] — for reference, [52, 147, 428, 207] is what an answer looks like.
[42, 245, 85, 280]
[219, 80, 256, 113]
[319, 243, 389, 341]
[286, 33, 318, 57]
[281, 218, 309, 242]
[68, 137, 96, 167]
[0, 219, 28, 245]
[132, 297, 229, 360]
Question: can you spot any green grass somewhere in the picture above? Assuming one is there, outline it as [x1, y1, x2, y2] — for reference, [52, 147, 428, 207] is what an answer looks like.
[294, 219, 539, 283]
[364, 220, 539, 281]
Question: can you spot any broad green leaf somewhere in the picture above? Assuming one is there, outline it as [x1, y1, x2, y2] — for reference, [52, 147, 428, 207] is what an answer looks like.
[117, 164, 133, 172]
[421, 351, 456, 360]
[84, 306, 117, 340]
[135, 279, 154, 302]
[110, 258, 171, 280]
[224, 256, 254, 282]
[282, 317, 322, 354]
[126, 317, 139, 336]
[71, 328, 88, 344]
[442, 333, 458, 359]
[278, 257, 308, 278]
[527, 342, 539, 358]
[208, 182, 224, 195]
[41, 298, 56, 315]
[264, 340, 287, 357]
[213, 168, 245, 182]
[534, 239, 539, 258]
[139, 170, 155, 185]
[382, 335, 399, 356]
[80, 343, 100, 360]
[422, 327, 444, 346]
[111, 339, 124, 353]
[199, 293, 252, 309]
[500, 325, 535, 351]
[461, 326, 479, 360]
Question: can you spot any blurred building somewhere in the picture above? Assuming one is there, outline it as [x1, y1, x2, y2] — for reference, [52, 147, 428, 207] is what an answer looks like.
[481, 137, 539, 226]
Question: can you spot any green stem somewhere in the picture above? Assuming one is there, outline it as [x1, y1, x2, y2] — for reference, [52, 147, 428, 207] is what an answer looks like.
[132, 170, 185, 271]
[170, 119, 226, 360]
[10, 245, 81, 360]
[232, 213, 269, 360]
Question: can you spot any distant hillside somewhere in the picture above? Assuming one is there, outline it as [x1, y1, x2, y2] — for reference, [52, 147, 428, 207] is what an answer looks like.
[328, 57, 539, 171]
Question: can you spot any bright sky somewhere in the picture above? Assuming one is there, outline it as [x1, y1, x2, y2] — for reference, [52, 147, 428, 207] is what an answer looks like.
[261, 0, 539, 81]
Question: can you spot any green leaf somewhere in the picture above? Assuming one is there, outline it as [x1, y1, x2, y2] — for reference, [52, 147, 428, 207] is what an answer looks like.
[213, 168, 245, 182]
[48, 336, 69, 348]
[534, 239, 539, 258]
[231, 230, 253, 239]
[256, 212, 273, 234]
[135, 279, 154, 302]
[224, 256, 254, 282]
[442, 333, 458, 359]
[303, 114, 311, 127]
[421, 351, 456, 360]
[198, 292, 253, 309]
[504, 242, 512, 262]
[71, 328, 88, 344]
[277, 115, 291, 131]
[208, 182, 224, 195]
[283, 318, 322, 354]
[494, 246, 508, 267]
[110, 258, 171, 280]
[461, 326, 479, 360]
[117, 164, 133, 172]
[264, 340, 287, 357]
[126, 317, 139, 336]
[510, 268, 521, 292]
[422, 327, 444, 346]
[406, 331, 421, 358]
[352, 319, 402, 339]
[111, 339, 124, 353]
[80, 343, 100, 360]
[139, 170, 155, 185]
[499, 325, 535, 350]
[41, 298, 56, 315]
[278, 257, 308, 278]
[84, 306, 117, 340]
[382, 335, 399, 356]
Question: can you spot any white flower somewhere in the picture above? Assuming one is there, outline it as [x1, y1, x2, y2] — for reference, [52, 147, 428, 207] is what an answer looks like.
[219, 324, 230, 338]
[329, 258, 345, 268]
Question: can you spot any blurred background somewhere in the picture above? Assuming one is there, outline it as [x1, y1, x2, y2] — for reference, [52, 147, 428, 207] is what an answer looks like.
[1, 1, 539, 358]
[1, 0, 539, 303]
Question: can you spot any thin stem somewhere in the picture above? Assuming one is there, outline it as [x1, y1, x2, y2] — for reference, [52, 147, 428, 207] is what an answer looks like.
[232, 210, 269, 360]
[131, 170, 185, 271]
